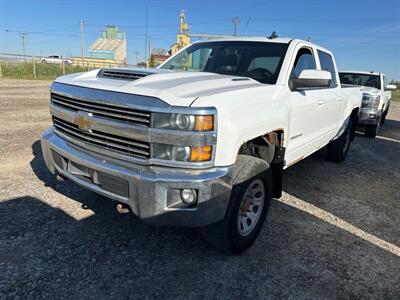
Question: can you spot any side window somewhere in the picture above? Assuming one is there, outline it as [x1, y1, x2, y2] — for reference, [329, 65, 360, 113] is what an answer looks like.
[317, 50, 337, 87]
[291, 48, 316, 78]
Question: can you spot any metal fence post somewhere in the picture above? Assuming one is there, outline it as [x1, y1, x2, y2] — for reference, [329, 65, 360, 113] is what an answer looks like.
[32, 56, 37, 79]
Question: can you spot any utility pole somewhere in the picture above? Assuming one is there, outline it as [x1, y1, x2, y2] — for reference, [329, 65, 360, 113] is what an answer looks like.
[134, 51, 139, 65]
[80, 19, 85, 65]
[232, 16, 239, 36]
[144, 6, 149, 64]
[245, 17, 251, 36]
[147, 36, 152, 67]
[19, 32, 27, 62]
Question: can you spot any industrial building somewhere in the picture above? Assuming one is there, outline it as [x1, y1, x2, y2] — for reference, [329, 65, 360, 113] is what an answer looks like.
[169, 10, 191, 55]
[148, 10, 190, 66]
[73, 25, 127, 67]
[150, 48, 170, 66]
[88, 25, 126, 64]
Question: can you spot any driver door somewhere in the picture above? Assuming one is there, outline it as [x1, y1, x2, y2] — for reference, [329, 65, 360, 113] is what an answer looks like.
[286, 47, 328, 164]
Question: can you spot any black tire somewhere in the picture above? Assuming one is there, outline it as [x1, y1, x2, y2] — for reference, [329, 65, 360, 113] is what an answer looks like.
[327, 119, 353, 162]
[365, 123, 379, 138]
[202, 155, 272, 254]
[380, 107, 389, 125]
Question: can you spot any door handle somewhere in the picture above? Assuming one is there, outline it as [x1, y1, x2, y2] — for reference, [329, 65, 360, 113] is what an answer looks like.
[337, 98, 343, 101]
[317, 99, 326, 105]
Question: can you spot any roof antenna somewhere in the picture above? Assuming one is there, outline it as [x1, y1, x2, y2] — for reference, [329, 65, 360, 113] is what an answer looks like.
[268, 31, 278, 39]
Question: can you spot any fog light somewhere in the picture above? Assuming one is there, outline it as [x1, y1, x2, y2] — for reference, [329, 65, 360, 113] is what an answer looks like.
[180, 189, 197, 204]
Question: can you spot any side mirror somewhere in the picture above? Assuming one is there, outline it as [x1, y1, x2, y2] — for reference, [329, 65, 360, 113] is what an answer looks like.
[291, 69, 332, 90]
[385, 84, 397, 91]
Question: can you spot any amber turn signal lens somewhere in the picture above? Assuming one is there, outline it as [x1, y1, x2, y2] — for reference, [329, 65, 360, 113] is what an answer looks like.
[190, 146, 212, 162]
[194, 115, 214, 131]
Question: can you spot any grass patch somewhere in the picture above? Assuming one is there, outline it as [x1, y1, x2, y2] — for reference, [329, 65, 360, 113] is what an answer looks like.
[0, 62, 87, 80]
[391, 92, 400, 102]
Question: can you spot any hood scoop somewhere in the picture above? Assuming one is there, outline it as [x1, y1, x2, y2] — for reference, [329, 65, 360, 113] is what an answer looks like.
[97, 68, 158, 81]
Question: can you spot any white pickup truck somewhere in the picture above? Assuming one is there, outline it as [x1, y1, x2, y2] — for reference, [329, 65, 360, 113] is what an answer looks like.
[40, 55, 73, 65]
[41, 37, 362, 253]
[339, 71, 397, 137]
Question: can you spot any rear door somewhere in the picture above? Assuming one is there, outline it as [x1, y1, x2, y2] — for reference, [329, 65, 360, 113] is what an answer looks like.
[315, 49, 343, 141]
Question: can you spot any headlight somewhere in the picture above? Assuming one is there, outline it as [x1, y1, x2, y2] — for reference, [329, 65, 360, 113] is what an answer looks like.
[172, 114, 195, 130]
[153, 113, 214, 131]
[361, 94, 380, 109]
[153, 144, 212, 162]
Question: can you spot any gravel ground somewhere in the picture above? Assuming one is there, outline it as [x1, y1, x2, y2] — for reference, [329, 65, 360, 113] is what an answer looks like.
[0, 79, 399, 299]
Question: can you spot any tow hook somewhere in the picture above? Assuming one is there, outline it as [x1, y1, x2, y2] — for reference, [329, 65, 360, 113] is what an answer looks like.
[116, 203, 130, 214]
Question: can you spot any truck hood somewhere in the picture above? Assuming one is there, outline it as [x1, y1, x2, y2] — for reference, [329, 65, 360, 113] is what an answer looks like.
[55, 68, 262, 107]
[360, 86, 380, 96]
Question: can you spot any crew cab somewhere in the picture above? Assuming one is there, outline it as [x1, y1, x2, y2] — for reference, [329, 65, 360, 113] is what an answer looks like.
[40, 55, 73, 65]
[41, 37, 362, 253]
[339, 71, 396, 137]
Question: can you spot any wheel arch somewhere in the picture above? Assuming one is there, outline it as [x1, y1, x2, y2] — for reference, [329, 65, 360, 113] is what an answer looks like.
[237, 129, 285, 198]
[350, 107, 359, 140]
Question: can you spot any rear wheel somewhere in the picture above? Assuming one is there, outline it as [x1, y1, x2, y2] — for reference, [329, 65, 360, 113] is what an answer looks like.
[202, 155, 272, 254]
[327, 119, 353, 162]
[365, 123, 379, 138]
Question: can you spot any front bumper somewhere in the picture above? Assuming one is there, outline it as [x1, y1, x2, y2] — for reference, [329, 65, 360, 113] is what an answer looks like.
[358, 108, 382, 125]
[41, 128, 234, 227]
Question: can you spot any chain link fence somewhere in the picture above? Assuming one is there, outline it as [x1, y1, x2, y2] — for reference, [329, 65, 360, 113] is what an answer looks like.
[0, 53, 138, 80]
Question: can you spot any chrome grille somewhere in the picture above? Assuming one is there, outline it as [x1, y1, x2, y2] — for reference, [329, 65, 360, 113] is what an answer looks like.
[52, 117, 150, 159]
[51, 93, 151, 127]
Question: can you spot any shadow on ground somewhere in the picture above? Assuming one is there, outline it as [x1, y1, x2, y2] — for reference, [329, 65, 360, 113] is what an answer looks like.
[0, 126, 399, 298]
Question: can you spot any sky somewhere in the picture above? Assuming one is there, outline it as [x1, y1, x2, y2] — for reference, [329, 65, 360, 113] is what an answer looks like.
[1, 0, 399, 80]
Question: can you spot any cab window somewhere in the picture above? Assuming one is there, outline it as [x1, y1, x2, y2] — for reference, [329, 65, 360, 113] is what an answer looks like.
[291, 48, 316, 78]
[317, 50, 337, 87]
[383, 75, 387, 90]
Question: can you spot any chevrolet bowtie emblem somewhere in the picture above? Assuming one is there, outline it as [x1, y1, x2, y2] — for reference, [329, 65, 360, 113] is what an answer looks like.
[74, 112, 93, 131]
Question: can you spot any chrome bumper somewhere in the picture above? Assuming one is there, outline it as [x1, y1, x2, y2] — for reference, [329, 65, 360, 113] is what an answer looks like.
[41, 128, 234, 227]
[358, 108, 382, 125]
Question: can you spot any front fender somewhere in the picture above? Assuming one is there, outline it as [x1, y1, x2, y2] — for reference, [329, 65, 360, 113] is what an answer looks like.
[192, 85, 290, 166]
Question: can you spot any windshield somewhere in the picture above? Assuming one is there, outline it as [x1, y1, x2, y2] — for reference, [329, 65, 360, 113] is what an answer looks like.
[339, 72, 381, 89]
[160, 41, 289, 84]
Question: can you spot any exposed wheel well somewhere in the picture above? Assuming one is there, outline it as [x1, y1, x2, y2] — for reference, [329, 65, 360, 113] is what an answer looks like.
[238, 130, 285, 198]
[238, 130, 284, 163]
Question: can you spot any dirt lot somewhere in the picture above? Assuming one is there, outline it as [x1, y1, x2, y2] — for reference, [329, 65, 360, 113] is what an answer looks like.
[0, 79, 399, 299]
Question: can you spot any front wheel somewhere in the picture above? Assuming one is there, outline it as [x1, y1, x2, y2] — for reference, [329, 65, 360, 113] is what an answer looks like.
[327, 119, 353, 162]
[202, 155, 272, 254]
[380, 107, 389, 125]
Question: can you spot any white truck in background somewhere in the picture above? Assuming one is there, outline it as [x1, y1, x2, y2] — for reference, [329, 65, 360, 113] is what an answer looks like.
[41, 37, 362, 253]
[40, 55, 73, 65]
[339, 71, 397, 137]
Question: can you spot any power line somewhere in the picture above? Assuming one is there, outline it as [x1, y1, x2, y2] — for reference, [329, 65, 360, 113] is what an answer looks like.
[3, 29, 78, 37]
